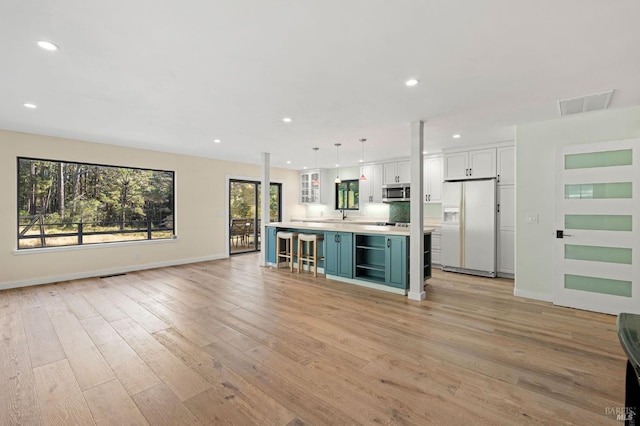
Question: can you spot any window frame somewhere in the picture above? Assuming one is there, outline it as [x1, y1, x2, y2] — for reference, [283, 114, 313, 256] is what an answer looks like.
[16, 156, 176, 250]
[335, 179, 360, 211]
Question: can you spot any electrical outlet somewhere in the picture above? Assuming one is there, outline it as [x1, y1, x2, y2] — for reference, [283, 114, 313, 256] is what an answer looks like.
[526, 213, 539, 223]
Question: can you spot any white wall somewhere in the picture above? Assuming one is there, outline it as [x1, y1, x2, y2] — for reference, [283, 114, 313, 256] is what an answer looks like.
[0, 130, 300, 289]
[515, 105, 640, 301]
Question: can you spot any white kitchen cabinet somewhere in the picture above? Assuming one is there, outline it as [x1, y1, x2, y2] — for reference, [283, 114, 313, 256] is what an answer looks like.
[359, 163, 383, 204]
[497, 146, 515, 185]
[443, 148, 496, 180]
[300, 170, 321, 203]
[497, 185, 515, 276]
[423, 156, 443, 203]
[431, 227, 441, 266]
[383, 160, 411, 184]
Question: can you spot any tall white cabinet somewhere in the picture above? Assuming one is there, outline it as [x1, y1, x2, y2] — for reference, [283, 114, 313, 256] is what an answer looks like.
[496, 146, 515, 277]
[423, 156, 443, 203]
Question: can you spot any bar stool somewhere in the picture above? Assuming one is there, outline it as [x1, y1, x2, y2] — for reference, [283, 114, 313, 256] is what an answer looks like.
[297, 233, 325, 277]
[276, 231, 298, 272]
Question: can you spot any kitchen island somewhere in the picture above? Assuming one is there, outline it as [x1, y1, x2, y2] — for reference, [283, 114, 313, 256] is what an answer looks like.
[265, 221, 434, 295]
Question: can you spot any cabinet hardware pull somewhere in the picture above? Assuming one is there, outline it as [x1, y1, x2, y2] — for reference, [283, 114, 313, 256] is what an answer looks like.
[497, 203, 500, 213]
[497, 174, 500, 183]
[387, 239, 391, 248]
[469, 168, 472, 176]
[425, 194, 428, 202]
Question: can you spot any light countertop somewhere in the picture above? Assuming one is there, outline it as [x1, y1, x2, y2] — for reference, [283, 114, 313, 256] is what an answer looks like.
[269, 221, 436, 236]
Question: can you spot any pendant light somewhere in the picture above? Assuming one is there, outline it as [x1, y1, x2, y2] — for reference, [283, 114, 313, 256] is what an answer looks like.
[359, 138, 367, 181]
[311, 147, 319, 184]
[334, 143, 342, 184]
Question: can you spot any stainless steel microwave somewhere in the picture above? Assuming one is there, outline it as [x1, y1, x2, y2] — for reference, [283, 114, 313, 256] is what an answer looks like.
[382, 184, 410, 202]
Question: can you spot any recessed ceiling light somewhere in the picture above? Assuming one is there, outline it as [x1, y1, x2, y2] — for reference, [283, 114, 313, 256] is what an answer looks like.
[405, 78, 419, 87]
[23, 103, 38, 109]
[283, 117, 292, 123]
[286, 160, 292, 164]
[359, 159, 364, 163]
[37, 40, 59, 51]
[213, 139, 221, 143]
[422, 151, 428, 155]
[303, 166, 308, 170]
[452, 134, 461, 139]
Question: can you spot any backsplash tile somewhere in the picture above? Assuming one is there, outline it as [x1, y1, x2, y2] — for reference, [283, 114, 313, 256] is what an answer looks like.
[389, 202, 410, 223]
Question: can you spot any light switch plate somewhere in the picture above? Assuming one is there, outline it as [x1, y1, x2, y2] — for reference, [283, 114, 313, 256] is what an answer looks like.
[526, 213, 539, 223]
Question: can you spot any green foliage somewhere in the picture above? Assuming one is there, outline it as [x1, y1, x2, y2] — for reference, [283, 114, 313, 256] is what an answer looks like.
[17, 158, 174, 229]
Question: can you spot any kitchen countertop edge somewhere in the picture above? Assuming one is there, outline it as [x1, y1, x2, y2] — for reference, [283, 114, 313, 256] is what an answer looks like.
[268, 221, 435, 236]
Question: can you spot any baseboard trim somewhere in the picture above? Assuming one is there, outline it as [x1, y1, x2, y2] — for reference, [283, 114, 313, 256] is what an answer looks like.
[0, 254, 228, 291]
[326, 274, 407, 296]
[513, 288, 553, 303]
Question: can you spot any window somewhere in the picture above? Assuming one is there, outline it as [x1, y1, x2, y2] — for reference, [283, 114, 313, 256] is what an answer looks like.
[335, 179, 359, 210]
[17, 157, 175, 249]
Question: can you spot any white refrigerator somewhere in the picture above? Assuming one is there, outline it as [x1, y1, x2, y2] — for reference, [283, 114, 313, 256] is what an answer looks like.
[441, 179, 497, 277]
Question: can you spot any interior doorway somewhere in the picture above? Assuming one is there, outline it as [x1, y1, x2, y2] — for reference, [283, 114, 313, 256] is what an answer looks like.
[229, 179, 281, 254]
[554, 139, 639, 314]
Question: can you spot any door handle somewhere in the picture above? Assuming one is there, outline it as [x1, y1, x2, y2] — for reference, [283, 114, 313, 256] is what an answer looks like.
[556, 230, 573, 238]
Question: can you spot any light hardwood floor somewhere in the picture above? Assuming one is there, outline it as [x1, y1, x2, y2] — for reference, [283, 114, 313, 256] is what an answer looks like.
[0, 253, 626, 425]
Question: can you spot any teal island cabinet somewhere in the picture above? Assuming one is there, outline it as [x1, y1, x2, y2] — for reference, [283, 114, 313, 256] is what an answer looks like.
[325, 231, 353, 278]
[264, 222, 433, 295]
[354, 234, 409, 289]
[265, 226, 278, 264]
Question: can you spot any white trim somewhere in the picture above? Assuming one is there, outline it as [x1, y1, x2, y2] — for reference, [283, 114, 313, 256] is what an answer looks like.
[326, 274, 407, 296]
[13, 236, 177, 255]
[0, 253, 227, 291]
[514, 288, 553, 303]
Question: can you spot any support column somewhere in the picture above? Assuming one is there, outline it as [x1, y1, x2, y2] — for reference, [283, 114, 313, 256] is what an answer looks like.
[408, 121, 426, 301]
[259, 152, 270, 266]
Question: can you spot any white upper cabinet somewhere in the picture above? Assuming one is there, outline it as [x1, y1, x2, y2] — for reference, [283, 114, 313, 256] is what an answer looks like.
[443, 152, 468, 181]
[383, 160, 411, 184]
[497, 146, 515, 185]
[300, 170, 321, 203]
[423, 156, 443, 203]
[359, 163, 383, 204]
[444, 148, 496, 180]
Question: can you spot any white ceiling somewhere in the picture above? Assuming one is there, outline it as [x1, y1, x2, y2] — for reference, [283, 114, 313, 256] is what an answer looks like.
[2, 1, 640, 170]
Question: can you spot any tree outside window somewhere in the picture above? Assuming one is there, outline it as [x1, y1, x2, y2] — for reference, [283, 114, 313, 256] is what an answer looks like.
[335, 179, 359, 210]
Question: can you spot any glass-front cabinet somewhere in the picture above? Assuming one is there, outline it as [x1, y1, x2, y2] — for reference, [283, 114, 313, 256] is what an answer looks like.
[300, 170, 321, 204]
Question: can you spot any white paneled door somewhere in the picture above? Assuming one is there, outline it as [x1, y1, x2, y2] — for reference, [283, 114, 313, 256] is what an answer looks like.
[554, 139, 640, 314]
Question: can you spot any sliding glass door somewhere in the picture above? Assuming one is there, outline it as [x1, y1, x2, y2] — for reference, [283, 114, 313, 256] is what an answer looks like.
[229, 179, 281, 254]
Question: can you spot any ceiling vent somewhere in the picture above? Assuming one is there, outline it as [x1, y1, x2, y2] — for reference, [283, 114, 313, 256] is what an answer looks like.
[558, 90, 614, 116]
